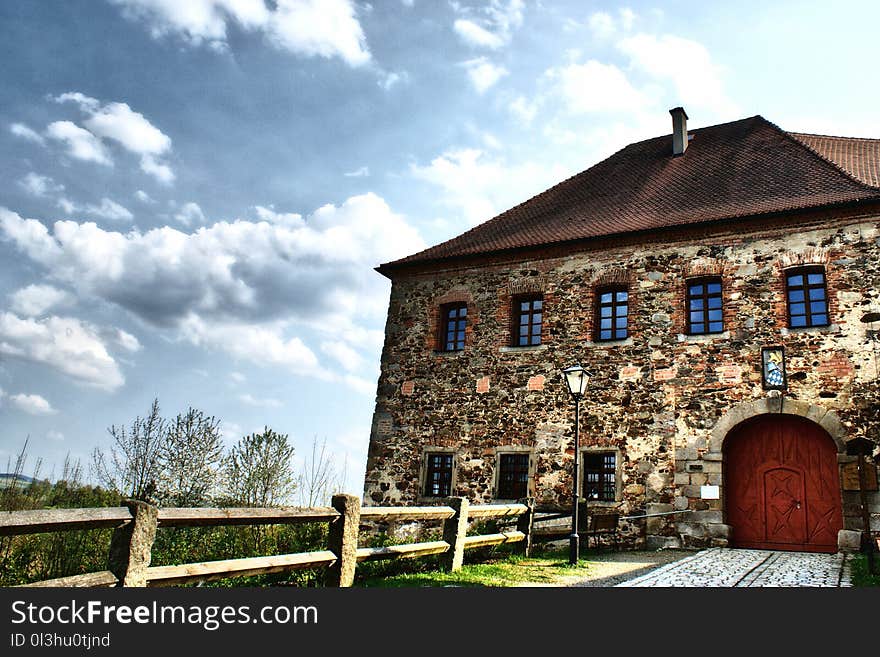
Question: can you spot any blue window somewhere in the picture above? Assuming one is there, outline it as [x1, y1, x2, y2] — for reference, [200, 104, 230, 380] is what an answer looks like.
[513, 296, 543, 346]
[786, 267, 829, 328]
[440, 303, 467, 351]
[687, 278, 724, 334]
[595, 287, 628, 341]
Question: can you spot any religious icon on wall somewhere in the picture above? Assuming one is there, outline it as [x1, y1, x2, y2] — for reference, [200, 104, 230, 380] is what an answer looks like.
[761, 346, 787, 390]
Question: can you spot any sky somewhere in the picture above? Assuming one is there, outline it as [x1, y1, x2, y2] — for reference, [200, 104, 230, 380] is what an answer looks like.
[1, 0, 879, 495]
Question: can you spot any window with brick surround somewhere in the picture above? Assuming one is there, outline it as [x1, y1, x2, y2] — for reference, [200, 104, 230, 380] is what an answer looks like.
[439, 303, 468, 351]
[424, 453, 454, 497]
[497, 453, 529, 499]
[686, 277, 724, 335]
[512, 295, 543, 346]
[583, 452, 616, 501]
[595, 286, 628, 341]
[785, 267, 829, 328]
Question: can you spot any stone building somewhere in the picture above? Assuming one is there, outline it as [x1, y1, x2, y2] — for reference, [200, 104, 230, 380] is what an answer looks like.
[364, 108, 880, 552]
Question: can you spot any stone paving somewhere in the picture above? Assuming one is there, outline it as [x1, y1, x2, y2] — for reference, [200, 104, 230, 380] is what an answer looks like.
[616, 548, 852, 587]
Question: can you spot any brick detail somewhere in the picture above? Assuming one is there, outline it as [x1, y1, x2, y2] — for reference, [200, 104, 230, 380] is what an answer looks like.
[527, 375, 545, 391]
[619, 366, 642, 381]
[401, 381, 415, 396]
[654, 367, 678, 382]
[476, 376, 490, 394]
[716, 364, 742, 385]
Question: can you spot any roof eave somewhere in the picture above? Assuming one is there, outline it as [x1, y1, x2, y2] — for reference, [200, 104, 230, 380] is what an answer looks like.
[376, 196, 880, 279]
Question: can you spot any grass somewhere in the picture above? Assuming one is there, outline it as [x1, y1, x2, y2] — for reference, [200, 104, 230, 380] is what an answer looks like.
[850, 553, 880, 587]
[357, 548, 597, 588]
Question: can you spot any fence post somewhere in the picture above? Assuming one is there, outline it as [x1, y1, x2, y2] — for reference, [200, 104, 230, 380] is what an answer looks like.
[442, 497, 469, 572]
[517, 497, 535, 557]
[327, 493, 361, 587]
[107, 500, 158, 587]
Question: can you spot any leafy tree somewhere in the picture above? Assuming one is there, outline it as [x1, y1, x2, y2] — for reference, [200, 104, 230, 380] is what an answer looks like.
[159, 407, 224, 506]
[91, 398, 165, 502]
[224, 428, 296, 507]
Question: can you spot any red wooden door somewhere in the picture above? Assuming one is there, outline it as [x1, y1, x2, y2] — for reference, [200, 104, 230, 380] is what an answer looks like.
[725, 415, 842, 553]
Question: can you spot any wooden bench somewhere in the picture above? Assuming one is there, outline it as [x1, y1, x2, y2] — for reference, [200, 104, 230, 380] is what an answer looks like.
[582, 512, 620, 551]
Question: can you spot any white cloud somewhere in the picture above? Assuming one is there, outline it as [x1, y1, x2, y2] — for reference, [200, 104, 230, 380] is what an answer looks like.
[588, 11, 615, 38]
[617, 34, 735, 114]
[9, 393, 57, 416]
[461, 57, 508, 94]
[10, 123, 46, 146]
[320, 340, 364, 372]
[181, 315, 320, 375]
[140, 154, 175, 184]
[0, 312, 125, 391]
[18, 173, 64, 198]
[239, 393, 283, 408]
[52, 197, 135, 222]
[619, 8, 636, 31]
[45, 121, 112, 165]
[509, 95, 539, 124]
[544, 59, 648, 114]
[0, 196, 421, 386]
[253, 205, 304, 227]
[115, 329, 142, 352]
[378, 70, 408, 90]
[410, 148, 569, 226]
[46, 430, 65, 441]
[453, 0, 524, 50]
[344, 166, 369, 177]
[269, 0, 370, 66]
[80, 100, 172, 155]
[111, 0, 371, 66]
[85, 198, 134, 222]
[54, 93, 175, 184]
[174, 201, 206, 226]
[57, 198, 77, 214]
[229, 371, 246, 384]
[9, 284, 72, 317]
[135, 190, 155, 203]
[454, 19, 504, 49]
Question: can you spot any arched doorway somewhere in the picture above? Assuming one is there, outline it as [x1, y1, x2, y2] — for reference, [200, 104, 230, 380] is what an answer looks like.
[725, 414, 842, 553]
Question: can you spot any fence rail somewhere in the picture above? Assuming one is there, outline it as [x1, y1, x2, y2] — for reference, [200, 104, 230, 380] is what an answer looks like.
[1, 496, 536, 588]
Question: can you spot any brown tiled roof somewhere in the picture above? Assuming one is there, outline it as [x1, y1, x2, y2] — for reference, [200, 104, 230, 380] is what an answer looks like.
[788, 132, 880, 187]
[381, 115, 880, 274]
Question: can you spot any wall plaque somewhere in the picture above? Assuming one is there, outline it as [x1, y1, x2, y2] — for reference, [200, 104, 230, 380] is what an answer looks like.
[700, 485, 720, 499]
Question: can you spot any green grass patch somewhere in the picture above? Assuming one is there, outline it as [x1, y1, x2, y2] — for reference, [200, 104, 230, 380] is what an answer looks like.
[850, 553, 880, 587]
[357, 549, 597, 588]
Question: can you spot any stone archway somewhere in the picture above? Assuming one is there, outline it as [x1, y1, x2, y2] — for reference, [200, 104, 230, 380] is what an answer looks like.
[708, 397, 846, 456]
[707, 398, 846, 554]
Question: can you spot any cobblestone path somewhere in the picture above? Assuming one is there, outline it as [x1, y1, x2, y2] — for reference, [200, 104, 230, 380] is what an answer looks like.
[616, 548, 852, 587]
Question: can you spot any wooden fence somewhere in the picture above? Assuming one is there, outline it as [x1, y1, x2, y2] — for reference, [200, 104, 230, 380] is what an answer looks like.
[0, 495, 535, 588]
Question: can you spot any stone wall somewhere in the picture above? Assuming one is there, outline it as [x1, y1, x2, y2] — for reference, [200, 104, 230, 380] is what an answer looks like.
[364, 209, 880, 548]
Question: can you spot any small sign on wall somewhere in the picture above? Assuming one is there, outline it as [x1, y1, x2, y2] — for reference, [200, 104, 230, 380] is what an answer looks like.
[700, 485, 720, 499]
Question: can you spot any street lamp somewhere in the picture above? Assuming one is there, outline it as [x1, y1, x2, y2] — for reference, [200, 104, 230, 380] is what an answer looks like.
[562, 364, 589, 565]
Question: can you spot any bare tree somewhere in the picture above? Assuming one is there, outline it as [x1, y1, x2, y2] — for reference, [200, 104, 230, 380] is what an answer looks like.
[91, 398, 165, 502]
[159, 407, 224, 507]
[296, 436, 348, 507]
[224, 428, 296, 507]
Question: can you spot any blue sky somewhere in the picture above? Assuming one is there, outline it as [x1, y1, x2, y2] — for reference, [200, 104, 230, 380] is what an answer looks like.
[1, 0, 879, 493]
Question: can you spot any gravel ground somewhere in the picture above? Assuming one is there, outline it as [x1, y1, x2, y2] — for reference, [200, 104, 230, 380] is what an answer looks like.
[561, 549, 696, 587]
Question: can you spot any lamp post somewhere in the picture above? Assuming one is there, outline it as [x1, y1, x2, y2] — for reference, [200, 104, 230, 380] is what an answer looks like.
[562, 364, 589, 565]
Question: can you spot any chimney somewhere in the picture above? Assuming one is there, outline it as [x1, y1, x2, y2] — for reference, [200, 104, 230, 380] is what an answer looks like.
[669, 106, 689, 155]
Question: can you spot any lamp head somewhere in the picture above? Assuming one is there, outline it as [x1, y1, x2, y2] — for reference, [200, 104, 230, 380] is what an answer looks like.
[562, 364, 589, 398]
